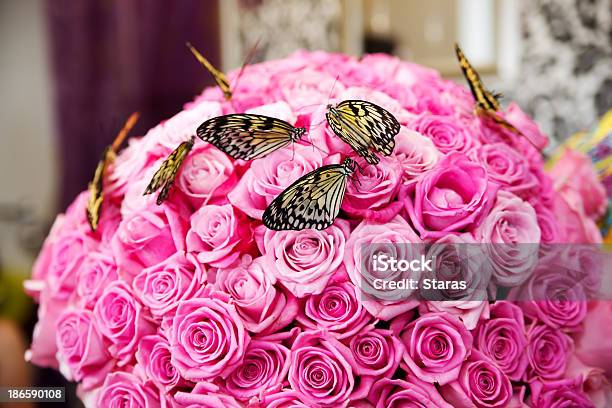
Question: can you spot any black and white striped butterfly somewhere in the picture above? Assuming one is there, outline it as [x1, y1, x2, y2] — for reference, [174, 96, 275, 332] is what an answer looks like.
[326, 100, 401, 165]
[263, 158, 357, 231]
[197, 114, 306, 160]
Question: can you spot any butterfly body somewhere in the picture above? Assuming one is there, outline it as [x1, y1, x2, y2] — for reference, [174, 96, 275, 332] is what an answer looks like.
[197, 114, 306, 160]
[263, 157, 356, 231]
[326, 100, 400, 164]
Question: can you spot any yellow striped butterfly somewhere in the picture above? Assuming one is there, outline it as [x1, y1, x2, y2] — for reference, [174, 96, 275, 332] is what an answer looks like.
[143, 136, 195, 205]
[197, 114, 306, 160]
[454, 43, 523, 135]
[263, 157, 357, 231]
[326, 100, 400, 165]
[187, 40, 259, 101]
[87, 112, 140, 231]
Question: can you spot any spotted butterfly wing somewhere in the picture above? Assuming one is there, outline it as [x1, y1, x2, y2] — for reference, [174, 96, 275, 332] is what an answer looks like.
[144, 136, 195, 205]
[326, 100, 400, 165]
[197, 114, 305, 160]
[263, 158, 356, 231]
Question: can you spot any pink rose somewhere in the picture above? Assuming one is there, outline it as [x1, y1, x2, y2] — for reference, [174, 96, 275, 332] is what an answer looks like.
[186, 203, 253, 268]
[342, 156, 404, 222]
[296, 282, 372, 339]
[106, 136, 159, 199]
[167, 291, 249, 380]
[25, 293, 66, 368]
[76, 251, 118, 308]
[474, 301, 529, 381]
[215, 256, 298, 334]
[258, 220, 349, 298]
[550, 149, 607, 219]
[97, 372, 160, 408]
[55, 309, 113, 390]
[566, 355, 611, 408]
[174, 381, 242, 408]
[225, 339, 291, 400]
[409, 114, 479, 154]
[133, 252, 207, 320]
[470, 143, 538, 195]
[530, 377, 594, 408]
[526, 323, 573, 381]
[175, 142, 238, 208]
[475, 191, 541, 286]
[273, 68, 344, 111]
[93, 281, 155, 365]
[553, 189, 603, 243]
[533, 203, 562, 243]
[111, 201, 188, 280]
[441, 349, 512, 408]
[405, 153, 498, 239]
[348, 326, 403, 380]
[392, 129, 441, 184]
[575, 301, 612, 376]
[368, 376, 452, 408]
[344, 216, 422, 320]
[135, 334, 187, 392]
[288, 330, 356, 407]
[228, 144, 329, 219]
[503, 102, 549, 151]
[252, 389, 309, 407]
[398, 312, 473, 385]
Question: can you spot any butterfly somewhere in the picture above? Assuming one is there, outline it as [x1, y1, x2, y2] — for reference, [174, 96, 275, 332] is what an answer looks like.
[263, 157, 357, 231]
[197, 114, 306, 160]
[87, 112, 140, 231]
[326, 100, 401, 165]
[143, 136, 195, 205]
[454, 43, 523, 135]
[187, 40, 259, 101]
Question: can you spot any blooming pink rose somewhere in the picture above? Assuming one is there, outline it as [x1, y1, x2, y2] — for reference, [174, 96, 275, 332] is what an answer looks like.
[368, 376, 452, 408]
[174, 381, 243, 408]
[186, 203, 253, 268]
[273, 68, 345, 111]
[56, 309, 113, 390]
[392, 129, 441, 184]
[476, 191, 541, 286]
[111, 201, 188, 281]
[342, 156, 404, 222]
[133, 252, 206, 320]
[575, 301, 612, 376]
[215, 256, 298, 334]
[135, 334, 187, 392]
[533, 203, 562, 243]
[258, 220, 349, 298]
[97, 372, 160, 408]
[175, 142, 238, 208]
[106, 136, 159, 199]
[25, 292, 66, 369]
[474, 301, 529, 381]
[288, 330, 357, 407]
[530, 377, 594, 408]
[398, 312, 473, 385]
[296, 282, 372, 339]
[409, 114, 479, 154]
[566, 355, 612, 408]
[344, 216, 422, 320]
[441, 349, 512, 408]
[76, 251, 118, 308]
[251, 389, 309, 408]
[550, 149, 607, 219]
[405, 153, 498, 239]
[228, 144, 329, 219]
[348, 326, 403, 380]
[470, 143, 538, 195]
[526, 323, 573, 381]
[503, 102, 549, 151]
[553, 189, 603, 243]
[167, 291, 249, 380]
[225, 339, 291, 400]
[93, 281, 155, 365]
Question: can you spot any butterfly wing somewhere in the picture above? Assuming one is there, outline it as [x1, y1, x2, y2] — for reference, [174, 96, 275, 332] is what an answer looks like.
[86, 147, 111, 231]
[197, 114, 295, 160]
[263, 164, 350, 231]
[454, 43, 501, 112]
[187, 43, 232, 100]
[144, 137, 195, 204]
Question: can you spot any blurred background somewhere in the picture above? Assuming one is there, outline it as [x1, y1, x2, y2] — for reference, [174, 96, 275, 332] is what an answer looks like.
[0, 0, 610, 406]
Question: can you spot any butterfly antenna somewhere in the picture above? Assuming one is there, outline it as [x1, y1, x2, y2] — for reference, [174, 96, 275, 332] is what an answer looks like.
[232, 36, 262, 94]
[327, 74, 340, 106]
[111, 112, 140, 152]
[305, 132, 330, 155]
[291, 141, 295, 161]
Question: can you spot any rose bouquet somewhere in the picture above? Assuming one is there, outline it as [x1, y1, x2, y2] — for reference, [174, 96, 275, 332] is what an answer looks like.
[26, 50, 611, 407]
